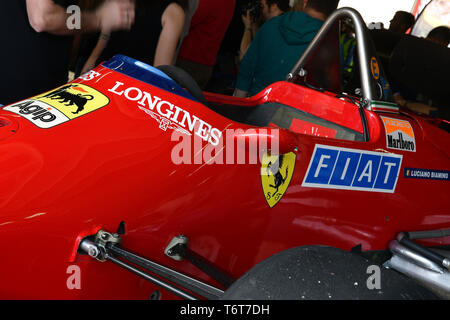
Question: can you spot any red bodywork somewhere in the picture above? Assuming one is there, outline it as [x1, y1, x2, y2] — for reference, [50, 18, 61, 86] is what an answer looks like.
[0, 61, 448, 299]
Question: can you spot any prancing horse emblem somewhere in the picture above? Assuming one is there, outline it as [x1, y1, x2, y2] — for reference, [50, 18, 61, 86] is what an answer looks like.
[261, 152, 296, 208]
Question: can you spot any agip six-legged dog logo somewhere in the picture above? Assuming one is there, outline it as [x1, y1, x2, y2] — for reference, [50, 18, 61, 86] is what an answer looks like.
[43, 84, 95, 115]
[4, 84, 109, 129]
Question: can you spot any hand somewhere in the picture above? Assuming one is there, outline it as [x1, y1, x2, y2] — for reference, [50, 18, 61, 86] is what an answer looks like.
[96, 0, 135, 32]
[404, 101, 438, 116]
[393, 93, 406, 107]
[81, 57, 97, 75]
[241, 10, 252, 29]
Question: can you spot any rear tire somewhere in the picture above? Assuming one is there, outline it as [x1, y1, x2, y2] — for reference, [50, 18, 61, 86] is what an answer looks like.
[222, 246, 438, 300]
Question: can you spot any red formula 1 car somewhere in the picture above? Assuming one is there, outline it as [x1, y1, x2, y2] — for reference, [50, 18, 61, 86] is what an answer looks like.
[0, 8, 448, 300]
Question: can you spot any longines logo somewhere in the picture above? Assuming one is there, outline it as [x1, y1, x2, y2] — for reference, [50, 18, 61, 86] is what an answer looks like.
[108, 81, 222, 146]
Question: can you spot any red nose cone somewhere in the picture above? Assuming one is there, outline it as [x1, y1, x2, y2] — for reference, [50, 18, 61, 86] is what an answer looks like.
[0, 114, 19, 141]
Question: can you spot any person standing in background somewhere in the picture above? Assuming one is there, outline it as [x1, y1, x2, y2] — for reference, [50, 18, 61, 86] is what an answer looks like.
[388, 11, 415, 34]
[426, 26, 450, 47]
[239, 0, 290, 61]
[292, 0, 305, 11]
[82, 0, 189, 73]
[174, 0, 199, 63]
[0, 0, 135, 106]
[176, 0, 236, 89]
[234, 0, 339, 98]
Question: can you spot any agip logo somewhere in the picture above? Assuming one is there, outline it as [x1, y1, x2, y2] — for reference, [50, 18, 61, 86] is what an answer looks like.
[4, 84, 109, 128]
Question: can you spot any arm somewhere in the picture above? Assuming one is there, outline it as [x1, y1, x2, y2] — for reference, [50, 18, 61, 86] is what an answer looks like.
[239, 10, 257, 61]
[26, 0, 135, 35]
[393, 92, 438, 116]
[81, 32, 111, 74]
[154, 3, 186, 67]
[402, 100, 438, 116]
[234, 27, 261, 97]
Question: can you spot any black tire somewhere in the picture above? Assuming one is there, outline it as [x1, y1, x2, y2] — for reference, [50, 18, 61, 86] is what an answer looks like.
[222, 246, 438, 300]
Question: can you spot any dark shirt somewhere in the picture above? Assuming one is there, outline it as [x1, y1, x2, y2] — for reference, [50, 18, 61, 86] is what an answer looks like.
[0, 0, 76, 105]
[98, 0, 176, 67]
[236, 11, 323, 96]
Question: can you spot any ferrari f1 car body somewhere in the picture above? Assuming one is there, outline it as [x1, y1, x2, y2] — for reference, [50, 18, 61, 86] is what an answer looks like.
[0, 8, 448, 299]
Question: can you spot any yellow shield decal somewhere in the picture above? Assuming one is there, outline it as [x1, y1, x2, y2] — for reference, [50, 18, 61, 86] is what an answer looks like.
[4, 83, 109, 129]
[35, 83, 109, 119]
[261, 152, 296, 208]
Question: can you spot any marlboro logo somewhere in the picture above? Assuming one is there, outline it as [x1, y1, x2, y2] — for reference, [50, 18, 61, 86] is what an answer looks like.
[381, 116, 416, 152]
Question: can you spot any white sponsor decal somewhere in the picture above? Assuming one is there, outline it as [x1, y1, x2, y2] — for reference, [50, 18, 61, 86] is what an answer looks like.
[108, 81, 222, 146]
[4, 100, 68, 128]
[79, 70, 101, 81]
[4, 84, 109, 128]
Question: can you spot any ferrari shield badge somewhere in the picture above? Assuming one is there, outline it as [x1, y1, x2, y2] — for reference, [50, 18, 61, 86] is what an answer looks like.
[261, 152, 296, 208]
[4, 83, 109, 129]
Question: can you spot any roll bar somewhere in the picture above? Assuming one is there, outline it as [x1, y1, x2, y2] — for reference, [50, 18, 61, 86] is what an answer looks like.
[288, 7, 376, 110]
